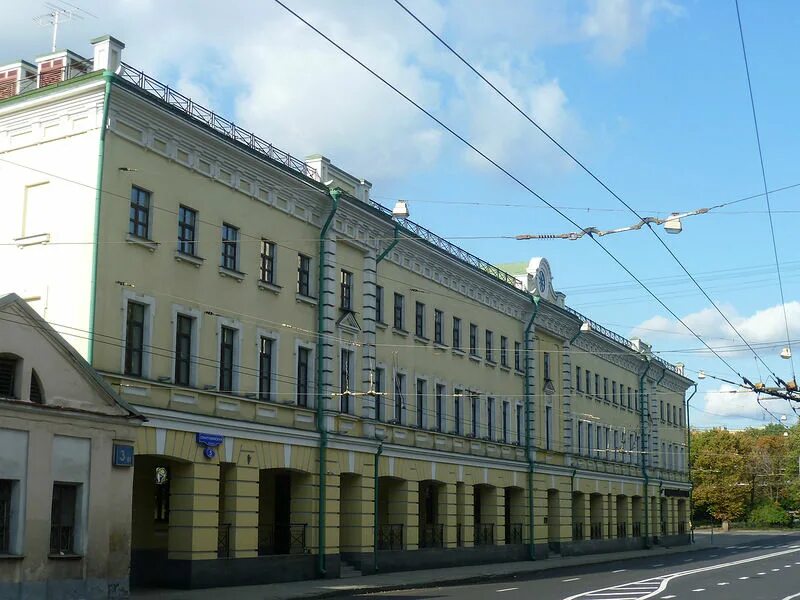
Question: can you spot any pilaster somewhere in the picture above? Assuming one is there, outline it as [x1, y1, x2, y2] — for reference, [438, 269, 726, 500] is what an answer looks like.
[168, 461, 220, 560]
[219, 464, 259, 557]
[361, 251, 377, 420]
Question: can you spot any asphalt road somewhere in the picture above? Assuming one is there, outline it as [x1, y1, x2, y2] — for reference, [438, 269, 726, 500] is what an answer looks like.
[351, 532, 800, 600]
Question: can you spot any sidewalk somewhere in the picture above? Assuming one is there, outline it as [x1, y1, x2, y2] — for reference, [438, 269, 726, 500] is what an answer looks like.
[132, 536, 715, 600]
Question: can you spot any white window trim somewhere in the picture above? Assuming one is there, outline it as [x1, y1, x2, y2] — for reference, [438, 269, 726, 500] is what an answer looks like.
[256, 327, 280, 403]
[215, 316, 243, 394]
[294, 339, 315, 408]
[452, 383, 466, 436]
[374, 362, 387, 422]
[414, 374, 429, 429]
[433, 378, 447, 433]
[120, 290, 156, 378]
[487, 396, 496, 441]
[391, 368, 407, 425]
[170, 304, 202, 387]
[338, 343, 356, 414]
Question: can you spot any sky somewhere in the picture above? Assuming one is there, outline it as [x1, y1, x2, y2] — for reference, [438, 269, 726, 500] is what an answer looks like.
[3, 0, 799, 429]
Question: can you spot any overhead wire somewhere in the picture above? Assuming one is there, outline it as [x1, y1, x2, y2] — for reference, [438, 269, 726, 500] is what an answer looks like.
[734, 0, 795, 381]
[273, 0, 744, 380]
[387, 0, 776, 386]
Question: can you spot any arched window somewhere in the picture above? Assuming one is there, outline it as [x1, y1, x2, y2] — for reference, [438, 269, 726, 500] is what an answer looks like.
[0, 354, 21, 399]
[29, 370, 44, 404]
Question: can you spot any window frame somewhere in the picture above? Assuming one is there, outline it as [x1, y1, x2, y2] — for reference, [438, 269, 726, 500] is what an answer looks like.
[174, 313, 193, 386]
[221, 223, 240, 272]
[296, 344, 313, 407]
[340, 347, 354, 414]
[393, 293, 405, 331]
[129, 185, 151, 240]
[500, 336, 508, 367]
[469, 323, 478, 357]
[452, 317, 462, 350]
[485, 330, 494, 363]
[415, 301, 426, 338]
[124, 301, 146, 377]
[49, 482, 79, 555]
[259, 239, 277, 285]
[340, 270, 353, 311]
[375, 285, 384, 323]
[177, 205, 197, 256]
[297, 254, 312, 297]
[258, 335, 276, 401]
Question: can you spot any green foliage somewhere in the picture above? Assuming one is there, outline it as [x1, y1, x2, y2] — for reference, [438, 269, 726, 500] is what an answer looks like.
[748, 502, 791, 528]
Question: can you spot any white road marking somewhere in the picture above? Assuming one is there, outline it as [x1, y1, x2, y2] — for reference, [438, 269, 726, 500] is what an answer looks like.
[717, 582, 729, 585]
[612, 569, 627, 573]
[785, 564, 792, 567]
[738, 576, 749, 579]
[563, 577, 581, 582]
[651, 564, 664, 567]
[757, 572, 766, 575]
[496, 588, 518, 593]
[772, 568, 781, 571]
[781, 593, 800, 600]
[691, 589, 705, 592]
[661, 596, 676, 599]
[563, 545, 800, 600]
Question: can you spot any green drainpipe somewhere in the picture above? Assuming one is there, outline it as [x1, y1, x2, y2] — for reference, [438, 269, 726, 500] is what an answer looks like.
[316, 187, 340, 576]
[88, 71, 114, 364]
[373, 441, 384, 572]
[376, 223, 401, 264]
[639, 358, 651, 549]
[685, 383, 697, 543]
[524, 295, 540, 560]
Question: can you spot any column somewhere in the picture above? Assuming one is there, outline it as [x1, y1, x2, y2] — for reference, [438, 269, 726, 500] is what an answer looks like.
[339, 474, 374, 554]
[168, 461, 220, 560]
[581, 492, 591, 540]
[606, 493, 616, 539]
[625, 497, 634, 539]
[561, 342, 573, 453]
[460, 483, 474, 547]
[219, 464, 259, 557]
[388, 480, 419, 549]
[441, 483, 458, 548]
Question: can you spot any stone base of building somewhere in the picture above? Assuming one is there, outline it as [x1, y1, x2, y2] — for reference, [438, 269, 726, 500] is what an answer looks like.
[130, 550, 340, 589]
[345, 543, 534, 574]
[0, 578, 130, 600]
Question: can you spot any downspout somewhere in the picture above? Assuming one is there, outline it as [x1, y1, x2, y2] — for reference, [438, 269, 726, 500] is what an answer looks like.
[376, 223, 401, 264]
[88, 71, 114, 364]
[316, 187, 341, 576]
[524, 295, 540, 560]
[685, 383, 697, 543]
[639, 358, 651, 549]
[373, 441, 383, 572]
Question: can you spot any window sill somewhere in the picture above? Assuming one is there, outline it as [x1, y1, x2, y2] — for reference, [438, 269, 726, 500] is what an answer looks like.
[433, 341, 448, 351]
[257, 280, 282, 294]
[174, 251, 204, 268]
[499, 365, 511, 372]
[468, 354, 482, 363]
[48, 553, 83, 560]
[485, 360, 496, 368]
[451, 348, 465, 356]
[14, 233, 50, 247]
[376, 321, 388, 330]
[296, 293, 318, 306]
[126, 233, 159, 252]
[218, 266, 246, 282]
[0, 554, 24, 560]
[514, 369, 524, 376]
[392, 328, 409, 337]
[414, 335, 429, 345]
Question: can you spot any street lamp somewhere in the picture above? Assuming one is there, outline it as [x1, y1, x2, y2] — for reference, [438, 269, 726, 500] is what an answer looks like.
[392, 200, 410, 219]
[781, 347, 792, 360]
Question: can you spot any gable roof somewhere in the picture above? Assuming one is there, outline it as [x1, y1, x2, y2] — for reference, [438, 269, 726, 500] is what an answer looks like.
[0, 293, 143, 420]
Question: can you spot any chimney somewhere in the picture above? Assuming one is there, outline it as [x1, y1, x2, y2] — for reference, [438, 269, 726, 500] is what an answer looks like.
[34, 49, 90, 88]
[91, 35, 125, 73]
[0, 61, 36, 99]
[675, 362, 685, 376]
[630, 337, 652, 356]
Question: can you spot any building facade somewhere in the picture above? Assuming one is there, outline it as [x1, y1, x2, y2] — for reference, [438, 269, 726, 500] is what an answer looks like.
[0, 35, 693, 590]
[0, 294, 142, 599]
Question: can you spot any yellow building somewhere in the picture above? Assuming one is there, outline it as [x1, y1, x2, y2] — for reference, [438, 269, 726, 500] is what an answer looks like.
[0, 35, 693, 589]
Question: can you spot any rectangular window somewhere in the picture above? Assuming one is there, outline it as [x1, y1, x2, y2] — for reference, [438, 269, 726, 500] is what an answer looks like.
[0, 479, 11, 553]
[502, 401, 509, 443]
[679, 407, 684, 427]
[596, 427, 601, 457]
[514, 342, 522, 371]
[340, 349, 353, 413]
[500, 336, 508, 367]
[516, 404, 522, 444]
[576, 366, 583, 392]
[297, 347, 310, 406]
[487, 397, 495, 440]
[454, 389, 462, 435]
[469, 324, 478, 356]
[667, 403, 672, 423]
[258, 337, 274, 401]
[453, 317, 462, 350]
[603, 377, 609, 402]
[340, 270, 353, 311]
[129, 185, 150, 239]
[485, 330, 494, 363]
[221, 223, 239, 271]
[577, 420, 583, 455]
[612, 381, 617, 404]
[50, 483, 77, 554]
[595, 374, 600, 398]
[394, 293, 405, 330]
[415, 302, 425, 338]
[435, 383, 445, 432]
[416, 378, 426, 428]
[297, 254, 311, 296]
[635, 389, 640, 412]
[434, 309, 444, 344]
[673, 405, 677, 425]
[124, 301, 145, 377]
[374, 367, 384, 421]
[177, 205, 197, 255]
[587, 424, 593, 456]
[376, 286, 384, 323]
[219, 326, 236, 392]
[614, 430, 619, 461]
[543, 352, 551, 380]
[394, 372, 405, 423]
[0, 357, 17, 398]
[660, 401, 665, 420]
[471, 395, 479, 436]
[545, 405, 552, 450]
[585, 370, 591, 395]
[174, 314, 192, 386]
[629, 433, 635, 463]
[259, 240, 276, 284]
[627, 387, 632, 409]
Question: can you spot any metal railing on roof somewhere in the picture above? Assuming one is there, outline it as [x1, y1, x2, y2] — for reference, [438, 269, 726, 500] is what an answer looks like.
[368, 200, 523, 290]
[116, 63, 319, 181]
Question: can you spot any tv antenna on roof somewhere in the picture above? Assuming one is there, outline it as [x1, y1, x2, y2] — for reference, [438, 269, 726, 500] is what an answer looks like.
[33, 2, 96, 53]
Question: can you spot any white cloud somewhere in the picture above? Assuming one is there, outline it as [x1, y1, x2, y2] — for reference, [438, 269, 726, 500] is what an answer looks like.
[703, 383, 790, 422]
[581, 0, 684, 64]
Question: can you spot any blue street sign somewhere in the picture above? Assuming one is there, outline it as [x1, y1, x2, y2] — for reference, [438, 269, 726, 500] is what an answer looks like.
[112, 444, 134, 467]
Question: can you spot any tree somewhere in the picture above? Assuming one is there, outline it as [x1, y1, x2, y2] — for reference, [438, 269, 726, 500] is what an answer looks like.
[691, 429, 751, 523]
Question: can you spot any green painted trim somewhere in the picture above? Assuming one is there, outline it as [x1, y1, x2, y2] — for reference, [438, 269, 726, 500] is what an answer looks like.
[316, 187, 340, 576]
[524, 295, 539, 560]
[0, 70, 103, 108]
[376, 223, 401, 264]
[87, 71, 113, 364]
[639, 358, 652, 548]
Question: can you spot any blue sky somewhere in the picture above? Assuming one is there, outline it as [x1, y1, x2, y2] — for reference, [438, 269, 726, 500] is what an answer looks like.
[4, 0, 799, 428]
